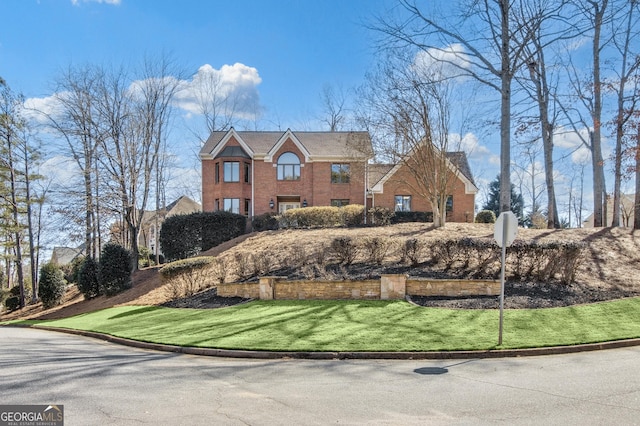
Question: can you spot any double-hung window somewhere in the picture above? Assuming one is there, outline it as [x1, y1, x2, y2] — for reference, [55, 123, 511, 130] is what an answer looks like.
[224, 161, 240, 182]
[223, 198, 240, 214]
[395, 195, 411, 212]
[331, 164, 350, 183]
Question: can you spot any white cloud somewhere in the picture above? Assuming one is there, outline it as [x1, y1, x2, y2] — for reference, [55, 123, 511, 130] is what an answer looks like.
[451, 132, 491, 160]
[412, 43, 472, 81]
[39, 155, 80, 187]
[23, 93, 66, 124]
[71, 0, 121, 5]
[554, 126, 594, 164]
[174, 63, 263, 121]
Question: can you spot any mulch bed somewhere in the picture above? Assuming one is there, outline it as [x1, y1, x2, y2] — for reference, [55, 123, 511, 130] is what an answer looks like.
[161, 288, 250, 309]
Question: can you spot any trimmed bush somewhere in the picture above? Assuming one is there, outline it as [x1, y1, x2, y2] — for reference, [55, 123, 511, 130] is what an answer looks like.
[99, 243, 133, 296]
[401, 238, 424, 266]
[252, 212, 279, 232]
[160, 212, 247, 261]
[475, 210, 496, 223]
[368, 207, 395, 226]
[5, 296, 20, 311]
[341, 204, 365, 227]
[331, 236, 358, 265]
[279, 205, 366, 229]
[363, 237, 392, 265]
[77, 256, 100, 299]
[392, 211, 433, 223]
[160, 256, 215, 298]
[38, 263, 66, 309]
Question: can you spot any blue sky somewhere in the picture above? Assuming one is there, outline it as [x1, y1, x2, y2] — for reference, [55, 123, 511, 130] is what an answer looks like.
[1, 0, 388, 128]
[1, 0, 610, 224]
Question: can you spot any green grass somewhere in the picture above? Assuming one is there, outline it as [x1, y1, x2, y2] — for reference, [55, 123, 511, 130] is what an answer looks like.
[8, 298, 640, 352]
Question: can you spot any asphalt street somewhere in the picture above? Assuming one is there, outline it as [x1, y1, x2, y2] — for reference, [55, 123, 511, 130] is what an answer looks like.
[1, 327, 639, 425]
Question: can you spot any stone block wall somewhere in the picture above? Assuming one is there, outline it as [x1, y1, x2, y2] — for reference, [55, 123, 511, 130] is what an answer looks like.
[217, 275, 500, 300]
[406, 278, 500, 297]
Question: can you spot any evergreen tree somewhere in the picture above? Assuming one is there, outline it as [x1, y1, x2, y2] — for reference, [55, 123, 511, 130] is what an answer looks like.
[482, 174, 525, 225]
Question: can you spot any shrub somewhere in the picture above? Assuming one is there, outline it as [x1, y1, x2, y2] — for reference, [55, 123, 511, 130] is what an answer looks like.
[475, 210, 496, 223]
[160, 211, 246, 261]
[99, 243, 133, 296]
[210, 257, 228, 284]
[342, 204, 365, 227]
[138, 246, 155, 268]
[363, 237, 392, 265]
[401, 238, 424, 266]
[77, 256, 100, 299]
[234, 252, 252, 280]
[252, 212, 279, 232]
[368, 207, 394, 226]
[279, 205, 366, 229]
[160, 256, 214, 298]
[5, 295, 20, 311]
[60, 255, 85, 284]
[38, 263, 66, 309]
[392, 211, 433, 223]
[331, 236, 358, 265]
[280, 206, 342, 228]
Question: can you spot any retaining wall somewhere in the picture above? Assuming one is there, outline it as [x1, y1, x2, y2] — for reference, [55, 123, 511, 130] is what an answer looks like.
[217, 275, 499, 300]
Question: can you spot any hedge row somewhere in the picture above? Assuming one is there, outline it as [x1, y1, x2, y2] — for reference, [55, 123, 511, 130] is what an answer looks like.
[160, 211, 247, 261]
[428, 237, 585, 284]
[252, 205, 437, 231]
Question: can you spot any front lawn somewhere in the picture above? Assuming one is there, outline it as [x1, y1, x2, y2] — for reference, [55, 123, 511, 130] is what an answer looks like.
[9, 298, 640, 352]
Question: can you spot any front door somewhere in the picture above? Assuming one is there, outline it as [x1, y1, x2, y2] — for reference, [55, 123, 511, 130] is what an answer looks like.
[279, 202, 300, 214]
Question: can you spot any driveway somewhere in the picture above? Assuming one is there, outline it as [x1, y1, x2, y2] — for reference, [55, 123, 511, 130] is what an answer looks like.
[2, 327, 639, 425]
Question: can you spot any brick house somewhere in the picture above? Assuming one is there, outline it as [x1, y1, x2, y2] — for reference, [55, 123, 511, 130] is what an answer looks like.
[199, 128, 477, 221]
[367, 152, 478, 223]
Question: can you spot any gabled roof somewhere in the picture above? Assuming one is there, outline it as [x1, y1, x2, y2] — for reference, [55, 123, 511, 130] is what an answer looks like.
[200, 128, 373, 161]
[50, 246, 84, 265]
[367, 151, 478, 195]
[446, 152, 476, 187]
[367, 164, 395, 189]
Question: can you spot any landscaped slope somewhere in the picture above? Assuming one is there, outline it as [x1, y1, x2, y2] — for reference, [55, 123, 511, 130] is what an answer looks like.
[2, 224, 639, 320]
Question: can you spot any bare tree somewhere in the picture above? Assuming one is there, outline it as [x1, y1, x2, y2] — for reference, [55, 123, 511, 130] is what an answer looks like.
[635, 122, 640, 229]
[373, 0, 546, 214]
[608, 0, 640, 226]
[357, 52, 460, 227]
[320, 83, 347, 131]
[96, 57, 182, 270]
[192, 66, 241, 137]
[561, 0, 614, 227]
[0, 85, 27, 307]
[41, 65, 102, 258]
[516, 0, 580, 228]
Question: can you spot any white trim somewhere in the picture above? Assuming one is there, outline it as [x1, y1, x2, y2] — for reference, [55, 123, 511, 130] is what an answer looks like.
[201, 128, 255, 160]
[264, 129, 312, 163]
[369, 157, 478, 195]
[370, 164, 402, 193]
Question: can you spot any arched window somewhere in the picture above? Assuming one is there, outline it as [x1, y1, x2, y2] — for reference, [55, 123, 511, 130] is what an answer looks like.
[277, 152, 301, 180]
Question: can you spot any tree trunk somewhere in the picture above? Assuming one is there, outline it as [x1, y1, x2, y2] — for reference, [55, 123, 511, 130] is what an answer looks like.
[591, 0, 606, 227]
[500, 0, 512, 213]
[635, 126, 640, 230]
[23, 149, 38, 303]
[7, 136, 25, 308]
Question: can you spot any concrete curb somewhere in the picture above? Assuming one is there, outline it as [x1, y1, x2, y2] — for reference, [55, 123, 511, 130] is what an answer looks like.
[9, 324, 640, 360]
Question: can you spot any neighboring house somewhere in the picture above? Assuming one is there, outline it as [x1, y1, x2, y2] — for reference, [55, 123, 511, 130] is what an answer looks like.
[583, 194, 636, 228]
[199, 128, 477, 222]
[137, 195, 202, 255]
[50, 246, 84, 266]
